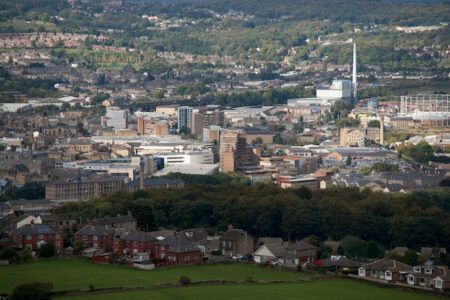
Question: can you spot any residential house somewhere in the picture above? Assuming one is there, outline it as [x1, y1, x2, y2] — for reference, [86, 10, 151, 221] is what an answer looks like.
[420, 247, 446, 260]
[74, 225, 113, 252]
[11, 224, 63, 251]
[253, 240, 286, 264]
[432, 268, 450, 291]
[9, 215, 42, 231]
[406, 265, 449, 289]
[90, 215, 137, 237]
[319, 255, 363, 271]
[285, 240, 317, 266]
[114, 231, 159, 258]
[158, 235, 203, 266]
[219, 227, 254, 258]
[358, 259, 412, 283]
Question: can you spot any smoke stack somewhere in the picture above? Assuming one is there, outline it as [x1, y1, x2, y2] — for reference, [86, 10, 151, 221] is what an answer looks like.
[28, 130, 33, 166]
[352, 42, 357, 102]
[380, 116, 384, 146]
[139, 160, 145, 190]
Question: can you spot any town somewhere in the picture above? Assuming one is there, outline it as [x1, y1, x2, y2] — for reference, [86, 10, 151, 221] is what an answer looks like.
[0, 0, 449, 299]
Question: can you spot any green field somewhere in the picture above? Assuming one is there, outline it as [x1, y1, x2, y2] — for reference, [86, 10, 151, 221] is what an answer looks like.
[61, 281, 442, 300]
[0, 259, 444, 300]
[0, 259, 310, 292]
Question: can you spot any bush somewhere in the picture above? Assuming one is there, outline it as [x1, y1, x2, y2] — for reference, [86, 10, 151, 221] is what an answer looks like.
[0, 248, 20, 263]
[37, 243, 56, 258]
[12, 282, 53, 300]
[179, 276, 191, 286]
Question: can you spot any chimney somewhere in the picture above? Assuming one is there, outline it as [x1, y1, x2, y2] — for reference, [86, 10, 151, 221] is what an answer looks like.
[28, 130, 33, 166]
[380, 116, 385, 146]
[139, 160, 145, 190]
[352, 42, 357, 102]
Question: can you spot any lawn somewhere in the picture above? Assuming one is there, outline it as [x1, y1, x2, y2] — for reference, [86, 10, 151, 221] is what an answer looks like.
[60, 281, 443, 300]
[0, 259, 310, 293]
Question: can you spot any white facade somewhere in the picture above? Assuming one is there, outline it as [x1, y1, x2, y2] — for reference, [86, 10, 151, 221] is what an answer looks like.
[155, 150, 214, 166]
[103, 107, 129, 129]
[316, 80, 352, 99]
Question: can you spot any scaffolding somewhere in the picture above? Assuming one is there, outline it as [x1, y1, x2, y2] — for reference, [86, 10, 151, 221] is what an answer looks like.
[400, 94, 450, 127]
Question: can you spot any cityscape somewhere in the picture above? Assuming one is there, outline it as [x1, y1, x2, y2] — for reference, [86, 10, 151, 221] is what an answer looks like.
[0, 0, 449, 299]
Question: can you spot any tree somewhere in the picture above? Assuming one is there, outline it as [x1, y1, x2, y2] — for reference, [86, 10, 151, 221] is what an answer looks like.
[400, 250, 420, 266]
[12, 282, 53, 300]
[346, 156, 352, 166]
[37, 243, 56, 258]
[367, 120, 380, 128]
[296, 186, 312, 200]
[337, 246, 345, 255]
[340, 236, 367, 258]
[365, 240, 383, 258]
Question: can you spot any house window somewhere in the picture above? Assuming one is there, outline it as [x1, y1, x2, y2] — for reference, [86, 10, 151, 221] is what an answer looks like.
[414, 267, 421, 273]
[82, 235, 87, 241]
[435, 279, 442, 289]
[26, 235, 32, 240]
[425, 268, 432, 274]
[407, 276, 414, 285]
[385, 271, 392, 280]
[358, 268, 365, 277]
[38, 235, 44, 239]
[93, 236, 98, 241]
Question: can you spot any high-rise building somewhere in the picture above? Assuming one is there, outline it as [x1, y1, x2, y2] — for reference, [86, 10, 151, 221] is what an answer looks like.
[177, 106, 193, 133]
[220, 130, 258, 172]
[102, 107, 129, 129]
[192, 108, 224, 137]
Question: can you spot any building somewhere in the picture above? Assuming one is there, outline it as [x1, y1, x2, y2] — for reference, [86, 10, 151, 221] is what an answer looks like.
[285, 240, 317, 266]
[191, 108, 224, 137]
[400, 94, 450, 127]
[219, 227, 254, 258]
[220, 130, 258, 172]
[113, 231, 159, 258]
[137, 117, 169, 136]
[253, 238, 286, 264]
[358, 259, 412, 283]
[74, 225, 114, 252]
[89, 215, 137, 237]
[203, 126, 221, 143]
[102, 106, 129, 129]
[316, 80, 352, 101]
[177, 106, 193, 133]
[158, 235, 203, 265]
[241, 127, 274, 145]
[156, 105, 178, 116]
[12, 224, 63, 251]
[126, 178, 185, 192]
[45, 172, 126, 201]
[278, 176, 319, 190]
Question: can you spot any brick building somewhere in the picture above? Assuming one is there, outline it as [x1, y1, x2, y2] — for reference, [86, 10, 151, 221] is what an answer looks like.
[11, 224, 63, 251]
[114, 231, 159, 258]
[74, 225, 113, 252]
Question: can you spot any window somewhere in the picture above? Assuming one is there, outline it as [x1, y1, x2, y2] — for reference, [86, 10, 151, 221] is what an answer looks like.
[435, 279, 442, 289]
[93, 236, 98, 241]
[38, 235, 44, 239]
[425, 268, 432, 274]
[26, 235, 32, 240]
[82, 235, 87, 241]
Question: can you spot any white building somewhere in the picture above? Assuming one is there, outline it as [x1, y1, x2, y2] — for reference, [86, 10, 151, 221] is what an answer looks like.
[155, 150, 214, 166]
[102, 107, 129, 129]
[316, 80, 352, 100]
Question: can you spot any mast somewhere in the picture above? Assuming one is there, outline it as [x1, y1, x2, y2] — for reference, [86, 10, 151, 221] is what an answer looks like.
[352, 42, 357, 102]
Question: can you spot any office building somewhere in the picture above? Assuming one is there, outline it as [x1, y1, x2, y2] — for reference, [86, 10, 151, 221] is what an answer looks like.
[178, 106, 193, 133]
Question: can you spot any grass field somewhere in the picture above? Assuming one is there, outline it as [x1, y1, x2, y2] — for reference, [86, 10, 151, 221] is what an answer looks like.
[60, 281, 443, 300]
[0, 259, 444, 300]
[0, 259, 310, 292]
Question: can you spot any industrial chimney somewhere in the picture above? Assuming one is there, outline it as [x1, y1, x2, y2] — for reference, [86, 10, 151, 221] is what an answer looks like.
[352, 42, 357, 102]
[139, 159, 145, 190]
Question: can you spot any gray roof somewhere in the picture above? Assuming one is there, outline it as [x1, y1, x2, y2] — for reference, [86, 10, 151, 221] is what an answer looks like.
[121, 231, 157, 242]
[159, 235, 199, 253]
[287, 240, 317, 251]
[91, 215, 136, 226]
[13, 224, 61, 235]
[322, 256, 363, 268]
[75, 224, 110, 236]
[221, 228, 252, 241]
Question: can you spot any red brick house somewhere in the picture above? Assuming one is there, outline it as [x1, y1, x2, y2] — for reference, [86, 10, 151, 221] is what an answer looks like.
[114, 231, 160, 258]
[11, 224, 63, 251]
[74, 225, 113, 252]
[285, 240, 317, 266]
[158, 235, 203, 266]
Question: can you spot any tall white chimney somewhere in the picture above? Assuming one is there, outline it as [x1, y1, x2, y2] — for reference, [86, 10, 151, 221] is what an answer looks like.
[352, 42, 357, 102]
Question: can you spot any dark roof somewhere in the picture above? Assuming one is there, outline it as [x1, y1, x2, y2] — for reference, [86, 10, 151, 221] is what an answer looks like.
[91, 215, 136, 226]
[180, 228, 208, 243]
[148, 229, 176, 239]
[13, 224, 61, 235]
[159, 235, 199, 253]
[121, 231, 157, 242]
[75, 225, 110, 236]
[287, 240, 317, 251]
[257, 237, 283, 246]
[362, 259, 412, 272]
[322, 256, 363, 268]
[221, 228, 252, 241]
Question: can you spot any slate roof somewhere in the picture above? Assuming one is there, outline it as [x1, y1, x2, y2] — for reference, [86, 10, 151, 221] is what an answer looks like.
[258, 242, 286, 258]
[121, 231, 157, 242]
[159, 235, 199, 253]
[321, 256, 363, 268]
[13, 224, 61, 235]
[362, 259, 412, 272]
[180, 228, 208, 243]
[287, 240, 317, 251]
[91, 215, 136, 226]
[257, 237, 283, 246]
[75, 224, 110, 236]
[221, 228, 251, 241]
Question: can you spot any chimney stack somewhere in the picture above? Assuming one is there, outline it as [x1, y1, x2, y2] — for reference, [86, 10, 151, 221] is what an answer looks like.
[139, 159, 145, 190]
[28, 130, 33, 166]
[352, 42, 357, 102]
[380, 116, 385, 146]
